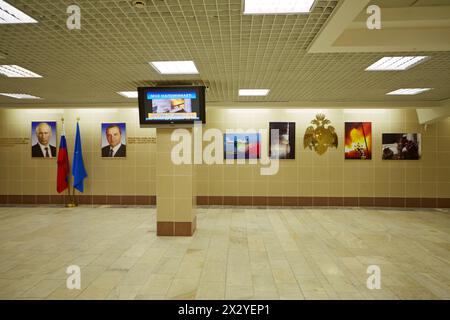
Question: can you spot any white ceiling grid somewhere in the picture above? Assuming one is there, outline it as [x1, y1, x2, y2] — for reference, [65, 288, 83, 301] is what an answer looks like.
[0, 0, 449, 107]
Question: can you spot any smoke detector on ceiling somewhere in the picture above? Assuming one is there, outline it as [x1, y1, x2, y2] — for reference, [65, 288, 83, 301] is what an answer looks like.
[131, 0, 147, 8]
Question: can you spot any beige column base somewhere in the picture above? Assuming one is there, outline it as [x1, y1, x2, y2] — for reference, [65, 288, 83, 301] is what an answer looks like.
[157, 216, 197, 236]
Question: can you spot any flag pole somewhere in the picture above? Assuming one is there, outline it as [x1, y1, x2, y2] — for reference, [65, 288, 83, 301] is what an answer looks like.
[70, 186, 77, 207]
[69, 117, 81, 207]
[64, 117, 77, 208]
[67, 179, 77, 207]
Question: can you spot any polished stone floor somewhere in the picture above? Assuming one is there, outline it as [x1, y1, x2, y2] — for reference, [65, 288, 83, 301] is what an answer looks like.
[0, 205, 449, 300]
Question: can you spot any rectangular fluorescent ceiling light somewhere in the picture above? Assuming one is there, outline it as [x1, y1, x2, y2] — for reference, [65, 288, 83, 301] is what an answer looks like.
[0, 65, 42, 78]
[117, 91, 138, 98]
[366, 56, 429, 71]
[0, 0, 38, 24]
[244, 0, 315, 14]
[228, 109, 269, 114]
[386, 88, 432, 95]
[239, 89, 270, 96]
[150, 61, 199, 75]
[0, 93, 42, 99]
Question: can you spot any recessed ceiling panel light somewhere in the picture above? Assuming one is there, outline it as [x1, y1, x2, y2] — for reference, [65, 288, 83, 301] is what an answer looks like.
[239, 89, 270, 96]
[0, 0, 38, 24]
[150, 61, 199, 75]
[366, 56, 429, 71]
[386, 88, 432, 95]
[0, 65, 42, 78]
[0, 93, 42, 99]
[244, 0, 315, 14]
[228, 109, 270, 114]
[117, 91, 138, 98]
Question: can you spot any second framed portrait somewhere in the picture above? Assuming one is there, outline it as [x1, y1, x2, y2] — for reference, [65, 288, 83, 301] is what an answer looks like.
[101, 123, 127, 158]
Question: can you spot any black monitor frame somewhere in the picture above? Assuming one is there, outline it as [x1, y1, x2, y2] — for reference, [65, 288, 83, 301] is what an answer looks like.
[138, 86, 206, 126]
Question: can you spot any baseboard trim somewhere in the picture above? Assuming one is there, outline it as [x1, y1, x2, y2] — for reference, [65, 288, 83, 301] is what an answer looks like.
[0, 195, 448, 208]
[0, 195, 156, 206]
[195, 196, 450, 208]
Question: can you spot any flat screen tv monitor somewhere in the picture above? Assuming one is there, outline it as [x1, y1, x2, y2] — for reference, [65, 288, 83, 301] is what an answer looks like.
[138, 86, 206, 126]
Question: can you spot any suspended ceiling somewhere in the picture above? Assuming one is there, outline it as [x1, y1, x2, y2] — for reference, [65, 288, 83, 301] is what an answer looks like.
[0, 0, 449, 108]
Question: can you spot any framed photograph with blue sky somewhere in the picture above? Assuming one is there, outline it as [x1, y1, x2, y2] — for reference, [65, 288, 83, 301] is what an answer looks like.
[224, 132, 261, 160]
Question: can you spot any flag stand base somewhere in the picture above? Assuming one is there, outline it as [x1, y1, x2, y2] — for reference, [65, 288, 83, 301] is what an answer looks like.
[65, 190, 77, 208]
[65, 203, 78, 208]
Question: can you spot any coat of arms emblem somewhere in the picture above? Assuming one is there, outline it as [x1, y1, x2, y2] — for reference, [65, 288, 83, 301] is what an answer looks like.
[303, 114, 338, 155]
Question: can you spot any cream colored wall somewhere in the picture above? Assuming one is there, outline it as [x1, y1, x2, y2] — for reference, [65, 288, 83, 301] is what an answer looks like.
[0, 107, 449, 199]
[198, 108, 450, 199]
[0, 108, 156, 197]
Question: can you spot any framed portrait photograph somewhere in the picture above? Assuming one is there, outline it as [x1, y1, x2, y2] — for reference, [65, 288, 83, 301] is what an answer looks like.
[344, 122, 372, 160]
[269, 122, 296, 159]
[101, 123, 127, 158]
[31, 121, 57, 158]
[382, 133, 421, 160]
[224, 132, 261, 160]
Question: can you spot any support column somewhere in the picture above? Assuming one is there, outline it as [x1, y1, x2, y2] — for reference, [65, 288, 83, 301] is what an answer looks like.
[156, 128, 196, 236]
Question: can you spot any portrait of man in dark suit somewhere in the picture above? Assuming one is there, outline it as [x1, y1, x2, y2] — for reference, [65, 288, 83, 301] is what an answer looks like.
[101, 123, 126, 158]
[31, 122, 57, 158]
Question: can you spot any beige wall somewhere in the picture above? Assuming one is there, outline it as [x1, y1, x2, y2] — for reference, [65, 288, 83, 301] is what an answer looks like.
[200, 108, 450, 199]
[0, 108, 156, 197]
[0, 107, 449, 200]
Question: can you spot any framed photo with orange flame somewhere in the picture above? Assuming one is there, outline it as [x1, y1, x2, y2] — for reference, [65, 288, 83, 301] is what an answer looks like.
[344, 122, 372, 160]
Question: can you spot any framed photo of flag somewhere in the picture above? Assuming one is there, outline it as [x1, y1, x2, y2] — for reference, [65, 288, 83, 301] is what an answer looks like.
[224, 132, 261, 160]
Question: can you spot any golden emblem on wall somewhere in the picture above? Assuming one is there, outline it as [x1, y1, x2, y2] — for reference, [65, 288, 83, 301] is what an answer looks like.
[303, 114, 338, 155]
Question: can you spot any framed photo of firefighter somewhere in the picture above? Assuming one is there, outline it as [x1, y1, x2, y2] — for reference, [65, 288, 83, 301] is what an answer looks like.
[101, 123, 127, 158]
[344, 122, 372, 160]
[31, 121, 57, 158]
[382, 133, 421, 160]
[269, 122, 296, 159]
[224, 132, 261, 160]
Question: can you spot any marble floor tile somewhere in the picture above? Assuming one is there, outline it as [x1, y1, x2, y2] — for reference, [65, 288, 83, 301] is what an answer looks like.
[0, 206, 448, 300]
[196, 281, 225, 300]
[225, 285, 254, 300]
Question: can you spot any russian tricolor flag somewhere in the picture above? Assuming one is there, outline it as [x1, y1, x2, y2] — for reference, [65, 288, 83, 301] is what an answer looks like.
[57, 124, 70, 193]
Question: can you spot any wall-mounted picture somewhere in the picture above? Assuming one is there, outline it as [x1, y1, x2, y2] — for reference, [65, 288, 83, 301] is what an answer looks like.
[382, 133, 421, 160]
[31, 121, 57, 158]
[269, 122, 295, 159]
[224, 133, 261, 160]
[304, 114, 338, 155]
[345, 122, 372, 160]
[101, 123, 127, 158]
